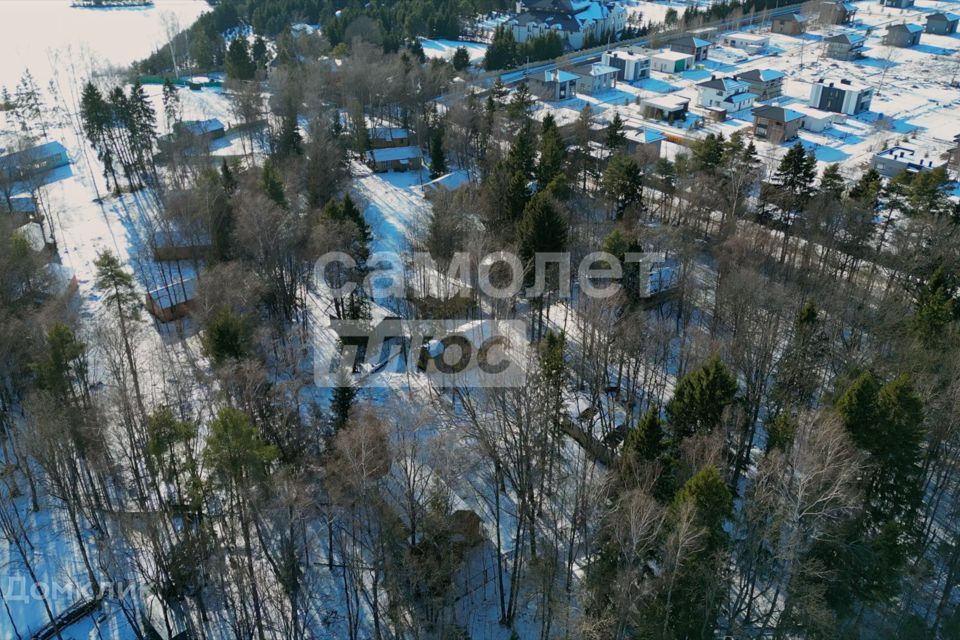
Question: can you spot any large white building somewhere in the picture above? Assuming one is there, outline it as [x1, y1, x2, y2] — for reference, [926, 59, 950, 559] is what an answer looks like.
[508, 0, 627, 50]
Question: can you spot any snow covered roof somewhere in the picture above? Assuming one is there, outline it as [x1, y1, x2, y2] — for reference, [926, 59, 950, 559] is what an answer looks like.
[0, 141, 68, 170]
[824, 32, 865, 45]
[752, 105, 804, 122]
[14, 222, 45, 252]
[653, 50, 694, 61]
[671, 35, 711, 48]
[814, 77, 871, 92]
[365, 146, 423, 163]
[370, 126, 410, 141]
[570, 62, 618, 77]
[724, 32, 769, 43]
[927, 12, 959, 23]
[624, 128, 666, 144]
[697, 76, 749, 92]
[604, 48, 650, 62]
[736, 69, 785, 82]
[148, 278, 197, 310]
[642, 94, 690, 110]
[542, 69, 580, 83]
[180, 119, 224, 136]
[887, 23, 923, 34]
[777, 12, 807, 22]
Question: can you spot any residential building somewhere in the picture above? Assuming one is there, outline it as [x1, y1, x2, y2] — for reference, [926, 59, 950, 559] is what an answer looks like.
[696, 76, 757, 113]
[752, 105, 804, 143]
[720, 32, 769, 52]
[668, 35, 711, 61]
[871, 144, 947, 177]
[602, 49, 650, 81]
[771, 13, 807, 35]
[146, 278, 196, 323]
[883, 23, 923, 47]
[735, 68, 785, 101]
[0, 141, 69, 179]
[926, 12, 959, 35]
[821, 1, 856, 25]
[531, 68, 580, 100]
[650, 50, 695, 73]
[641, 94, 690, 123]
[178, 118, 225, 141]
[365, 146, 423, 172]
[789, 104, 837, 132]
[809, 78, 874, 115]
[570, 62, 619, 94]
[623, 127, 665, 157]
[823, 32, 865, 60]
[370, 127, 412, 148]
[881, 0, 914, 9]
[508, 0, 627, 50]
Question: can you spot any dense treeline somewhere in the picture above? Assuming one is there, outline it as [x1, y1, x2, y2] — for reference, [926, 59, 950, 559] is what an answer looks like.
[137, 0, 509, 74]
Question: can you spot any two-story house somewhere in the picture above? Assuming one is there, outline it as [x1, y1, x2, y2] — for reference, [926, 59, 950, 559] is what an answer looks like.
[696, 76, 756, 114]
[735, 69, 785, 101]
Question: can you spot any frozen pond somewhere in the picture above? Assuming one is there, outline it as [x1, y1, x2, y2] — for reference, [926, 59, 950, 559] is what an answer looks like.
[0, 0, 208, 89]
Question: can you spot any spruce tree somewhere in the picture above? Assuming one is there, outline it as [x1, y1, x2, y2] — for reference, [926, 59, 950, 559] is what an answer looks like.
[429, 126, 447, 178]
[666, 356, 738, 441]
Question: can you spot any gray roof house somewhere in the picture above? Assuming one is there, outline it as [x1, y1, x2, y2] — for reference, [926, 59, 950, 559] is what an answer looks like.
[772, 12, 807, 35]
[925, 12, 959, 35]
[668, 35, 711, 61]
[752, 105, 804, 144]
[531, 69, 579, 100]
[823, 32, 865, 60]
[735, 69, 785, 101]
[883, 23, 922, 47]
[821, 1, 857, 25]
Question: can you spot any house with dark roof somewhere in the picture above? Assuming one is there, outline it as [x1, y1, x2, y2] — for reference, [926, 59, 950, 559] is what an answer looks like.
[772, 13, 807, 35]
[881, 0, 914, 9]
[696, 76, 756, 113]
[531, 69, 580, 100]
[178, 119, 225, 141]
[370, 127, 411, 149]
[823, 32, 865, 60]
[735, 69, 785, 101]
[752, 105, 804, 144]
[821, 1, 856, 25]
[925, 12, 959, 35]
[0, 141, 69, 179]
[668, 35, 711, 61]
[884, 23, 922, 47]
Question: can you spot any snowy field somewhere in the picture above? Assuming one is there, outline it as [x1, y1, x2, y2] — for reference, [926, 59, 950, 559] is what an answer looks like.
[0, 0, 209, 89]
[420, 38, 489, 64]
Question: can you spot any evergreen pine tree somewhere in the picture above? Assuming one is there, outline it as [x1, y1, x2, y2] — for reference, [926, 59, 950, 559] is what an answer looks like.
[666, 356, 738, 441]
[429, 126, 447, 178]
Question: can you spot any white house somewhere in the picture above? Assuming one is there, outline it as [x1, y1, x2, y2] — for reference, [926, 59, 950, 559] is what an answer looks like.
[509, 0, 627, 50]
[696, 76, 756, 113]
[872, 144, 947, 177]
[650, 50, 695, 73]
[788, 103, 837, 132]
[602, 48, 651, 81]
[720, 32, 769, 52]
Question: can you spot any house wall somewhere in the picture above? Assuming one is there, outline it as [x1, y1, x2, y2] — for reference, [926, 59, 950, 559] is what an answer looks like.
[742, 78, 783, 100]
[754, 116, 801, 143]
[926, 19, 958, 34]
[772, 19, 804, 35]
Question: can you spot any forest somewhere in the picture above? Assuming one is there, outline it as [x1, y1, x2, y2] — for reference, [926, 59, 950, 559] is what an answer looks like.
[2, 0, 960, 638]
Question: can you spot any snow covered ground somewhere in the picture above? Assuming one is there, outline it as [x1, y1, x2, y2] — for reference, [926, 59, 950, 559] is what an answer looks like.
[420, 38, 489, 65]
[0, 0, 209, 90]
